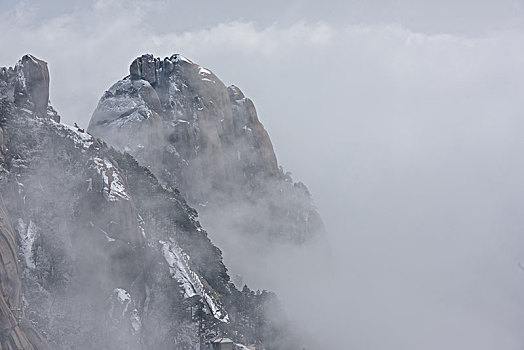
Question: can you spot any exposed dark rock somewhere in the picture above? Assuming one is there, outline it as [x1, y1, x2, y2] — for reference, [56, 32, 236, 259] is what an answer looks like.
[20, 55, 50, 119]
[129, 58, 140, 80]
[0, 55, 58, 122]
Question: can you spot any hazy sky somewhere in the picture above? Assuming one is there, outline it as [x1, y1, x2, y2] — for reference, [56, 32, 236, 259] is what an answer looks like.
[1, 0, 524, 349]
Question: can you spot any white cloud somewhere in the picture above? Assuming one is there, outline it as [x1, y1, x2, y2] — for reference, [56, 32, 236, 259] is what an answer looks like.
[149, 21, 335, 59]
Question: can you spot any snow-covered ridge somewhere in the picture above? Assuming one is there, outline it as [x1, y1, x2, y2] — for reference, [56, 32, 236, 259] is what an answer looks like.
[51, 121, 94, 150]
[91, 157, 130, 202]
[160, 239, 229, 322]
[173, 54, 193, 64]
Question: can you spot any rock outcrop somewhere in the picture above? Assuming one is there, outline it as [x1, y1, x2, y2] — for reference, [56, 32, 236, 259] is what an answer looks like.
[0, 55, 57, 122]
[19, 55, 50, 119]
[88, 54, 322, 253]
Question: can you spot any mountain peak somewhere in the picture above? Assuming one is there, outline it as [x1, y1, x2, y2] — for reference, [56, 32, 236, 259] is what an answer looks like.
[0, 54, 58, 122]
[19, 55, 50, 118]
[128, 53, 197, 85]
[88, 53, 322, 249]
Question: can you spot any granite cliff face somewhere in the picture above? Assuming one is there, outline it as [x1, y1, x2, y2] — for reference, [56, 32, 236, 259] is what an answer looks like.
[89, 54, 280, 201]
[88, 55, 323, 277]
[0, 55, 57, 122]
[0, 55, 54, 350]
[0, 194, 52, 350]
[0, 56, 293, 349]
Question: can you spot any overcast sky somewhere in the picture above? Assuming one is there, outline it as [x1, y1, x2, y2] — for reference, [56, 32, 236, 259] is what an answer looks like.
[2, 0, 524, 349]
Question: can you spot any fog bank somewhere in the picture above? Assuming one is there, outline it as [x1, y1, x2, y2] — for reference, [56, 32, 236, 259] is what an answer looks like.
[1, 1, 524, 348]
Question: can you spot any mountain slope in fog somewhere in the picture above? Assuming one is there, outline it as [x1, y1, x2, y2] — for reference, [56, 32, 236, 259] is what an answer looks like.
[87, 55, 324, 281]
[0, 55, 295, 349]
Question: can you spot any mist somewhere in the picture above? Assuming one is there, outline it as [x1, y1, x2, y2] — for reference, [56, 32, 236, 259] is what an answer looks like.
[2, 0, 524, 349]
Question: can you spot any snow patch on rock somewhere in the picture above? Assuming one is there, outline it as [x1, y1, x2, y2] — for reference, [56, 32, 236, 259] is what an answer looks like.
[92, 157, 130, 202]
[112, 288, 142, 333]
[17, 219, 37, 269]
[130, 308, 141, 333]
[198, 67, 211, 75]
[173, 54, 193, 64]
[115, 288, 131, 304]
[160, 239, 229, 322]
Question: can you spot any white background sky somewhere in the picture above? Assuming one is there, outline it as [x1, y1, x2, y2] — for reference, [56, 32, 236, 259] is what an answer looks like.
[2, 0, 524, 348]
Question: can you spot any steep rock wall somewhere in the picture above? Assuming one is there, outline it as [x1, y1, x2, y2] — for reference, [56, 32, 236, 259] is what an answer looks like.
[88, 54, 322, 249]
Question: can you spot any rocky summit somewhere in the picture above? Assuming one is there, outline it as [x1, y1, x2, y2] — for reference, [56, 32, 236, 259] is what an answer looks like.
[88, 55, 323, 270]
[0, 53, 322, 349]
